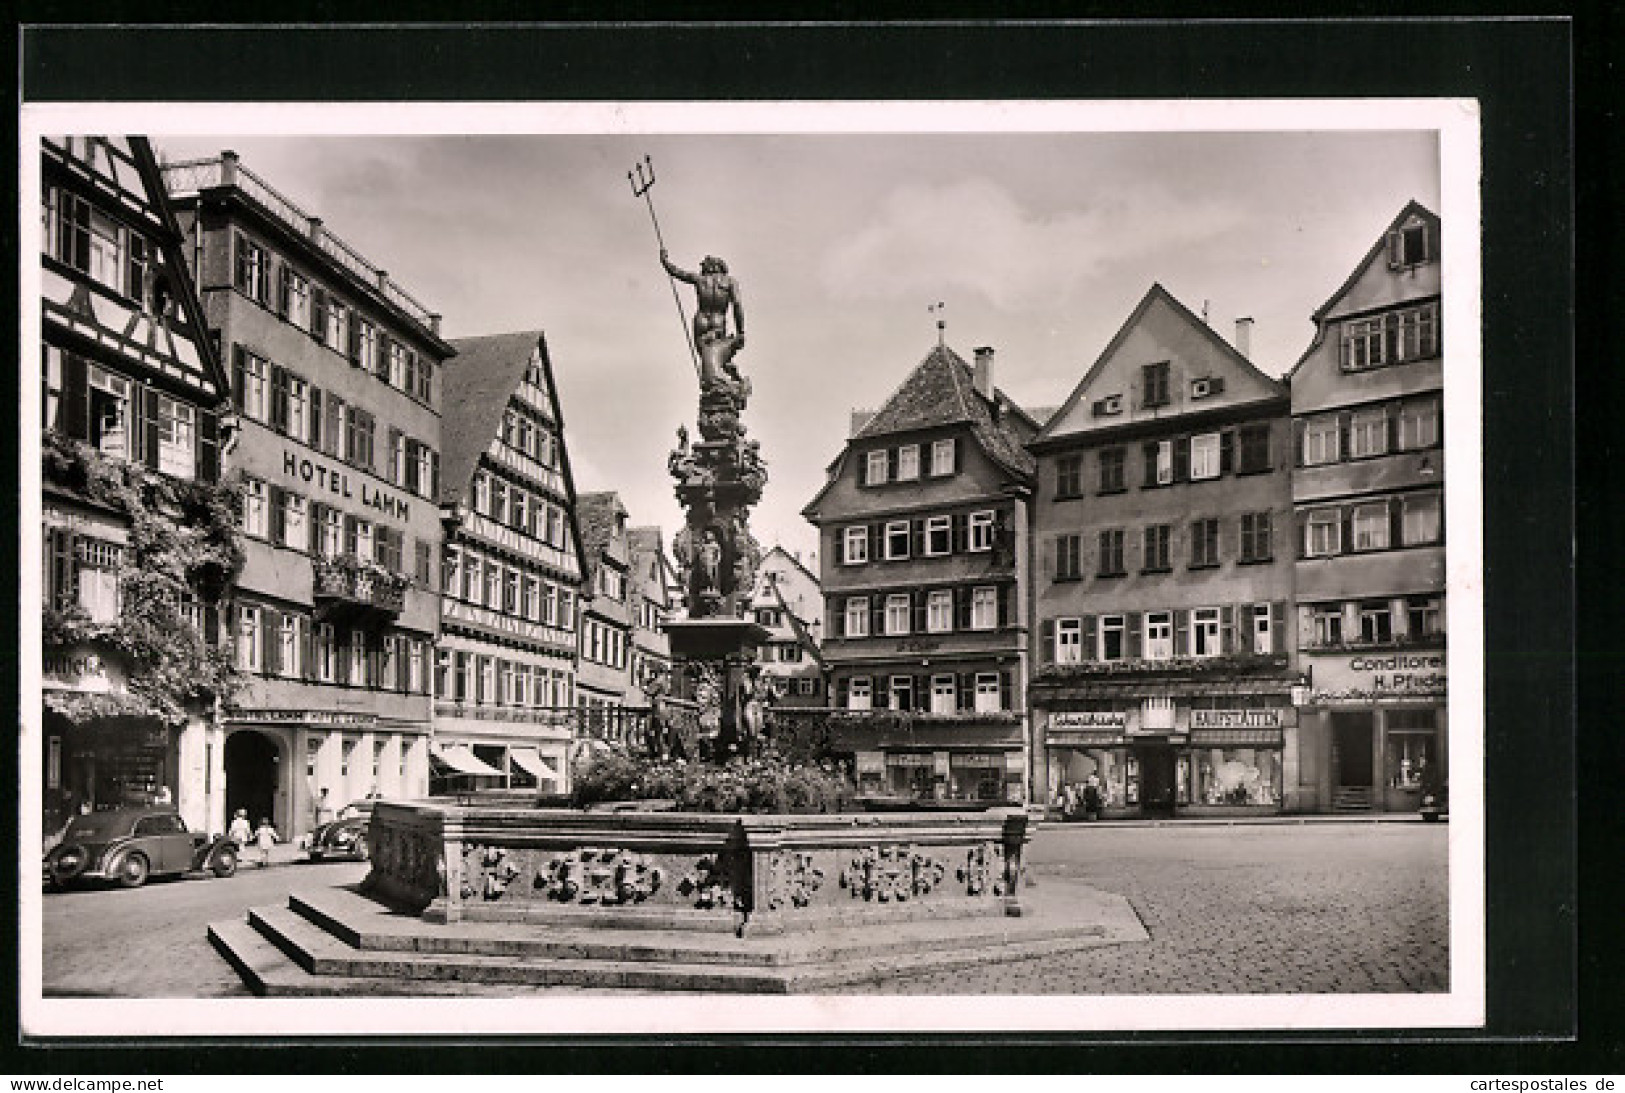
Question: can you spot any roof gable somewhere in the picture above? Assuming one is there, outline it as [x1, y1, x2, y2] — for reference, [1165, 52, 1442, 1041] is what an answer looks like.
[440, 331, 548, 503]
[1035, 284, 1286, 444]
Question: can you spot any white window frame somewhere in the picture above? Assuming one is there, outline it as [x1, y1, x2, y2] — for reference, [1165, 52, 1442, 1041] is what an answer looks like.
[281, 493, 307, 550]
[927, 590, 953, 634]
[325, 298, 349, 353]
[1145, 611, 1174, 661]
[240, 353, 270, 424]
[1098, 614, 1126, 661]
[888, 676, 913, 711]
[1349, 407, 1388, 458]
[1190, 607, 1222, 658]
[1055, 617, 1082, 664]
[974, 672, 1002, 713]
[279, 615, 301, 679]
[847, 676, 872, 711]
[285, 268, 311, 328]
[74, 539, 122, 623]
[1402, 493, 1442, 545]
[1189, 432, 1221, 480]
[843, 526, 868, 564]
[925, 515, 951, 556]
[885, 594, 911, 636]
[1156, 439, 1174, 485]
[155, 395, 195, 479]
[885, 520, 911, 560]
[931, 674, 956, 715]
[243, 479, 269, 539]
[1353, 503, 1390, 551]
[971, 586, 998, 631]
[1312, 605, 1344, 647]
[354, 518, 376, 563]
[866, 450, 888, 485]
[1252, 604, 1273, 654]
[931, 439, 955, 476]
[237, 605, 262, 672]
[845, 596, 870, 638]
[968, 511, 995, 552]
[1303, 416, 1340, 466]
[1306, 510, 1342, 557]
[896, 444, 920, 481]
[1399, 398, 1441, 450]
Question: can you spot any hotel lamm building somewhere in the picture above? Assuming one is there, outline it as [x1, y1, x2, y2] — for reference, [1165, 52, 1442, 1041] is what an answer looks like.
[1028, 285, 1299, 817]
[435, 332, 586, 794]
[163, 151, 454, 837]
[804, 342, 1040, 802]
[39, 136, 234, 837]
[1287, 202, 1446, 814]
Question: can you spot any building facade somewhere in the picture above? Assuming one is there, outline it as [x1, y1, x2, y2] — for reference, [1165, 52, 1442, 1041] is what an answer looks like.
[627, 525, 679, 696]
[39, 135, 234, 837]
[435, 331, 585, 794]
[749, 546, 826, 707]
[804, 343, 1038, 802]
[1287, 202, 1446, 814]
[1028, 285, 1300, 817]
[164, 150, 454, 837]
[574, 492, 637, 738]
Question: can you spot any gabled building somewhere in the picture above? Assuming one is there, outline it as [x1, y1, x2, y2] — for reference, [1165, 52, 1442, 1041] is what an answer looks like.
[749, 546, 826, 708]
[803, 342, 1039, 802]
[626, 525, 679, 696]
[40, 136, 234, 837]
[1286, 201, 1446, 814]
[164, 150, 454, 836]
[1028, 285, 1298, 817]
[574, 491, 636, 737]
[435, 331, 586, 794]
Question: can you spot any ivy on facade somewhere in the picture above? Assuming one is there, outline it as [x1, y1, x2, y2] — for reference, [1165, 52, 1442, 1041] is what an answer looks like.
[42, 433, 247, 726]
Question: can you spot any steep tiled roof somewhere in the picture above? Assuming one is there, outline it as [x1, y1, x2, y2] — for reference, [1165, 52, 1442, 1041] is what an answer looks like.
[576, 491, 627, 578]
[852, 344, 1037, 478]
[439, 330, 545, 504]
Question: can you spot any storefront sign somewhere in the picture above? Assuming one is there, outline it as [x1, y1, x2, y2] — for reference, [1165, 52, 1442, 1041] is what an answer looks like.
[1047, 730, 1126, 748]
[231, 708, 378, 728]
[1309, 652, 1447, 703]
[282, 450, 411, 521]
[43, 648, 127, 694]
[855, 751, 885, 776]
[1049, 711, 1128, 729]
[1190, 709, 1285, 730]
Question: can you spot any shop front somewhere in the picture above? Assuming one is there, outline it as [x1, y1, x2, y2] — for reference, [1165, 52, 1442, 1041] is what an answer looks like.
[838, 712, 1025, 803]
[1298, 650, 1447, 813]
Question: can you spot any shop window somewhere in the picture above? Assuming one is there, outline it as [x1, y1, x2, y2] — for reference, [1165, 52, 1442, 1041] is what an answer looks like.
[1359, 600, 1394, 644]
[847, 677, 872, 711]
[974, 673, 1002, 713]
[1055, 617, 1083, 664]
[885, 521, 910, 560]
[927, 590, 953, 634]
[1353, 503, 1390, 551]
[930, 675, 956, 714]
[1302, 415, 1340, 466]
[1055, 454, 1083, 499]
[931, 439, 956, 476]
[888, 676, 914, 712]
[969, 511, 996, 552]
[950, 753, 1005, 801]
[1189, 518, 1220, 568]
[1196, 748, 1282, 806]
[1240, 511, 1273, 563]
[1399, 398, 1441, 450]
[971, 587, 998, 631]
[1237, 424, 1272, 473]
[885, 594, 911, 636]
[1403, 493, 1442, 545]
[1385, 710, 1437, 789]
[842, 526, 867, 564]
[1055, 749, 1128, 814]
[1098, 446, 1126, 493]
[1306, 509, 1342, 556]
[1098, 615, 1126, 661]
[1189, 432, 1221, 480]
[1349, 407, 1389, 458]
[925, 515, 951, 556]
[845, 596, 869, 638]
[865, 450, 888, 485]
[1145, 611, 1173, 660]
[1312, 604, 1344, 646]
[1143, 524, 1172, 572]
[1407, 595, 1444, 638]
[1190, 607, 1221, 658]
[1097, 529, 1125, 577]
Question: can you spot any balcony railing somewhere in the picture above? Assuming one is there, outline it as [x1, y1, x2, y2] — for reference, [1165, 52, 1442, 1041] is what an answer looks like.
[311, 557, 408, 620]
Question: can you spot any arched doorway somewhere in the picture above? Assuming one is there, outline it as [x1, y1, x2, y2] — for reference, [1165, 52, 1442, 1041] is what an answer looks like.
[225, 730, 281, 832]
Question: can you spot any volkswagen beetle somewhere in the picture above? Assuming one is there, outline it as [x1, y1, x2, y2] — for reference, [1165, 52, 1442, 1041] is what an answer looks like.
[306, 799, 374, 862]
[44, 807, 238, 889]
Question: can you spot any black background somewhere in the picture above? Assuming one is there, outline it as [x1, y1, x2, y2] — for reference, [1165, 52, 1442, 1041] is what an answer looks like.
[11, 12, 1597, 1076]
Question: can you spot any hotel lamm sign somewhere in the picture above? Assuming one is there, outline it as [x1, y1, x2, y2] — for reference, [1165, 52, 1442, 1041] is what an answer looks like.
[281, 449, 412, 521]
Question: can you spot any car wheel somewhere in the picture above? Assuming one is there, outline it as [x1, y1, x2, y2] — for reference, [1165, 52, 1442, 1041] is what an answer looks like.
[49, 846, 88, 888]
[308, 850, 323, 862]
[354, 840, 370, 862]
[117, 853, 150, 888]
[212, 847, 238, 877]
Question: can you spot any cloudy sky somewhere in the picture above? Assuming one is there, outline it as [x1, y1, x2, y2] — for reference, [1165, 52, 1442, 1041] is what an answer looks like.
[150, 115, 1439, 562]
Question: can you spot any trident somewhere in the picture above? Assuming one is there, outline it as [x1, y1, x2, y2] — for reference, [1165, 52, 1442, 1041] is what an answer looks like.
[629, 155, 701, 378]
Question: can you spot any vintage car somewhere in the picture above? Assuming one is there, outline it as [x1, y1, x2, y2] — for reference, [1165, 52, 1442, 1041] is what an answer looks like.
[306, 799, 374, 862]
[44, 807, 238, 889]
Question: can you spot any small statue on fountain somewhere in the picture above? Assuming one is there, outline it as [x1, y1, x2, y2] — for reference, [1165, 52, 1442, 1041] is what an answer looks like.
[696, 528, 725, 597]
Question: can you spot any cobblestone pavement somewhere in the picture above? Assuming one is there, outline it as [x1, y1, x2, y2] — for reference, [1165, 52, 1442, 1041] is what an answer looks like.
[843, 820, 1450, 995]
[39, 857, 369, 998]
[35, 822, 1448, 998]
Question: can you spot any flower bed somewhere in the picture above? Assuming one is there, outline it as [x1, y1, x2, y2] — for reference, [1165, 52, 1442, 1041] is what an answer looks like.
[572, 753, 854, 815]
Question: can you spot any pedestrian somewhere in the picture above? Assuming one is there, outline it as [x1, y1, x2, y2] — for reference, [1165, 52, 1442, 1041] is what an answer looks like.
[314, 787, 335, 827]
[253, 816, 279, 868]
[1084, 772, 1104, 821]
[227, 808, 252, 848]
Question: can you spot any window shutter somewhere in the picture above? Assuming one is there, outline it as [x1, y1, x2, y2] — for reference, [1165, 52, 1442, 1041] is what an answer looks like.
[1221, 605, 1236, 653]
[276, 264, 291, 318]
[1142, 442, 1159, 487]
[1174, 610, 1189, 657]
[268, 484, 285, 544]
[262, 607, 279, 675]
[911, 675, 926, 712]
[429, 451, 440, 497]
[952, 437, 963, 473]
[1387, 403, 1402, 451]
[343, 514, 358, 557]
[912, 591, 927, 634]
[60, 353, 89, 440]
[142, 387, 160, 470]
[951, 513, 966, 553]
[1270, 601, 1287, 654]
[1173, 436, 1190, 482]
[886, 448, 898, 480]
[301, 619, 316, 681]
[956, 586, 972, 631]
[1038, 617, 1054, 666]
[998, 584, 1012, 628]
[834, 530, 846, 566]
[48, 529, 71, 609]
[369, 639, 382, 689]
[911, 518, 925, 557]
[870, 522, 884, 557]
[957, 672, 973, 711]
[1386, 229, 1402, 268]
[234, 233, 249, 291]
[1293, 419, 1306, 466]
[387, 428, 402, 485]
[197, 406, 219, 480]
[310, 287, 327, 338]
[858, 453, 869, 486]
[269, 366, 288, 433]
[1337, 410, 1353, 461]
[229, 346, 248, 414]
[1126, 612, 1143, 659]
[1390, 496, 1404, 547]
[1341, 506, 1354, 555]
[1296, 510, 1310, 559]
[835, 677, 849, 707]
[870, 598, 885, 637]
[1219, 429, 1235, 475]
[1082, 615, 1097, 660]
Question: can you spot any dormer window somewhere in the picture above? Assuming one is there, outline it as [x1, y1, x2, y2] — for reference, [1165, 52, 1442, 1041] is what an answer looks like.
[1388, 218, 1433, 269]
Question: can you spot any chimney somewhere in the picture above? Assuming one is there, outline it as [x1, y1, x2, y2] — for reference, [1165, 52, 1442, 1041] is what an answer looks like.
[973, 346, 995, 401]
[1234, 317, 1254, 360]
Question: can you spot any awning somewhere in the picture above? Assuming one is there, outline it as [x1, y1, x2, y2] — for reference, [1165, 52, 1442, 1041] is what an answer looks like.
[433, 744, 504, 777]
[508, 748, 558, 782]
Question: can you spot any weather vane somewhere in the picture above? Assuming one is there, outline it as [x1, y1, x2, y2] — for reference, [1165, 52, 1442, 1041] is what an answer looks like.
[629, 155, 701, 377]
